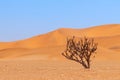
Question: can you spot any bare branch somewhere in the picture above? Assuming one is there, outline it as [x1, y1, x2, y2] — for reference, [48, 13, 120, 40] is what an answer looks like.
[62, 36, 98, 69]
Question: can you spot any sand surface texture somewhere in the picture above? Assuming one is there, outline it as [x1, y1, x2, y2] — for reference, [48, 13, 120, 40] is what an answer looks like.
[0, 24, 120, 80]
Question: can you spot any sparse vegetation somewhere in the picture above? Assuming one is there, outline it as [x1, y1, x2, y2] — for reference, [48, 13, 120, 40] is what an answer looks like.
[62, 36, 98, 69]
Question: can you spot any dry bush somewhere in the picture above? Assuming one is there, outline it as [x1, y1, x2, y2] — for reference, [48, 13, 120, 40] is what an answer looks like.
[62, 36, 98, 69]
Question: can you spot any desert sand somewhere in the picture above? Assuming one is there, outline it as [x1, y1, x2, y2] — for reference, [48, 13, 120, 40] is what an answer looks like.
[0, 24, 120, 80]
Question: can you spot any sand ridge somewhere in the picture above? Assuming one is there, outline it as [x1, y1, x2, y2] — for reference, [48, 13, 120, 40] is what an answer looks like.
[0, 24, 119, 60]
[0, 24, 120, 80]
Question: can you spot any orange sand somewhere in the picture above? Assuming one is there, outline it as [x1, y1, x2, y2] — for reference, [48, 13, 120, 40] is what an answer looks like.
[0, 24, 120, 80]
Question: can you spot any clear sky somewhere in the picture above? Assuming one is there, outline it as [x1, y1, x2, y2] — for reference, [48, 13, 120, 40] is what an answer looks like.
[0, 0, 120, 41]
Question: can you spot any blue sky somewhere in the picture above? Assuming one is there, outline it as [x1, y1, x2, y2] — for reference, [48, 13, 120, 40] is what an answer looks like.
[0, 0, 120, 41]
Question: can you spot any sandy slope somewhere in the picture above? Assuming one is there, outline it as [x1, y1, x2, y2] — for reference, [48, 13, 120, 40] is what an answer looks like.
[0, 24, 120, 80]
[0, 24, 120, 59]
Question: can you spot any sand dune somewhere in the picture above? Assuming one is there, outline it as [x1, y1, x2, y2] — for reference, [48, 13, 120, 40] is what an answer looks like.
[0, 24, 120, 60]
[0, 24, 120, 80]
[82, 24, 120, 37]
